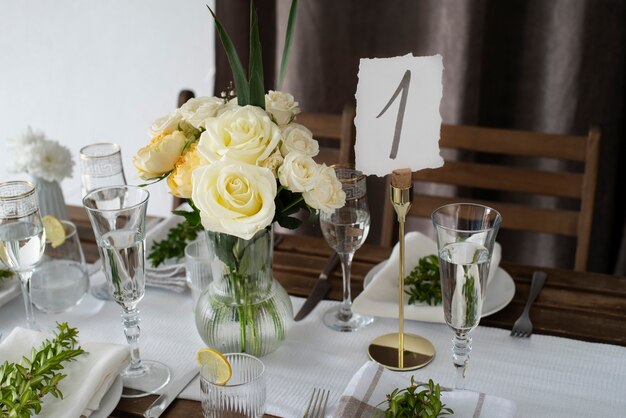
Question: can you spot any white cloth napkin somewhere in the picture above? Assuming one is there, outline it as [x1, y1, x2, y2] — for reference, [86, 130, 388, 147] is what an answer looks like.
[352, 232, 501, 323]
[0, 327, 129, 418]
[334, 361, 516, 418]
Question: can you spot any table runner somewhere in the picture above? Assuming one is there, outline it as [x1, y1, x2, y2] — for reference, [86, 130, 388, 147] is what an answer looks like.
[0, 274, 625, 417]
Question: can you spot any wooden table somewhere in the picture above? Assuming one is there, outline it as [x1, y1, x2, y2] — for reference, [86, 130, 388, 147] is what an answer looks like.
[68, 207, 626, 417]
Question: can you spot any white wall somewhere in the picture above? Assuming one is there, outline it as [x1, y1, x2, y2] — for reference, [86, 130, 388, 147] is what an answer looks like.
[0, 0, 215, 217]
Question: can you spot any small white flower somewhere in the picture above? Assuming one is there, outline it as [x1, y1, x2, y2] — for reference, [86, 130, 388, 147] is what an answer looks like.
[265, 90, 300, 127]
[303, 164, 346, 213]
[180, 96, 225, 129]
[280, 123, 319, 157]
[278, 152, 319, 193]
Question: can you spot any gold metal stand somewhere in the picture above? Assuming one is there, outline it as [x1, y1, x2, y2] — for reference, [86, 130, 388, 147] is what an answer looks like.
[368, 169, 435, 371]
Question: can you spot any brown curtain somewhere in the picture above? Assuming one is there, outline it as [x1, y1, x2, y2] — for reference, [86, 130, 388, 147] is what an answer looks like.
[215, 0, 626, 274]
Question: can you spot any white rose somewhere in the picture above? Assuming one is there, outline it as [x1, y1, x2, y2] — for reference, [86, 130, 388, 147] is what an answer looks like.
[133, 131, 187, 180]
[265, 90, 301, 127]
[277, 152, 318, 193]
[180, 96, 225, 129]
[280, 123, 319, 157]
[191, 160, 277, 240]
[303, 164, 346, 213]
[260, 150, 284, 177]
[197, 105, 281, 165]
[149, 110, 183, 137]
[217, 97, 239, 115]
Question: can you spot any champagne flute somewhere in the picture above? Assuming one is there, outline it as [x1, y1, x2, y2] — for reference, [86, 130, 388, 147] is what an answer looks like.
[0, 181, 46, 330]
[80, 143, 127, 300]
[320, 164, 374, 332]
[83, 185, 170, 397]
[432, 203, 502, 389]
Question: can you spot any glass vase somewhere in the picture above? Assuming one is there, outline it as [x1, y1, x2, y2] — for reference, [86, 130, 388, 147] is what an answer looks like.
[32, 177, 68, 220]
[195, 227, 293, 357]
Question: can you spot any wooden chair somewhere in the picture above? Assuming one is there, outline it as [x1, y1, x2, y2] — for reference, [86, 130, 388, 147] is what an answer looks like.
[380, 125, 601, 271]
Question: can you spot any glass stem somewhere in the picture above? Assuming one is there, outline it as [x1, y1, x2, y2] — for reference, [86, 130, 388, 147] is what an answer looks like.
[121, 308, 144, 372]
[18, 271, 36, 329]
[338, 252, 354, 319]
[452, 331, 472, 390]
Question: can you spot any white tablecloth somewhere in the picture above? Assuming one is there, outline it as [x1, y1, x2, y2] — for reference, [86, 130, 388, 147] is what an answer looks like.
[1, 273, 625, 417]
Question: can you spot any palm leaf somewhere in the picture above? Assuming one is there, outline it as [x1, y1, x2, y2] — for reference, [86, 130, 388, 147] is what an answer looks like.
[206, 4, 250, 105]
[277, 0, 298, 90]
[248, 0, 265, 108]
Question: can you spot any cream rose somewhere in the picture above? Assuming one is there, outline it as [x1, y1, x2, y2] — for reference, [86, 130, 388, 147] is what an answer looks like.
[265, 90, 300, 126]
[280, 123, 319, 157]
[260, 149, 284, 177]
[133, 131, 187, 180]
[166, 143, 208, 198]
[191, 160, 277, 240]
[149, 110, 183, 137]
[303, 164, 346, 213]
[180, 96, 225, 129]
[277, 152, 318, 193]
[198, 105, 281, 165]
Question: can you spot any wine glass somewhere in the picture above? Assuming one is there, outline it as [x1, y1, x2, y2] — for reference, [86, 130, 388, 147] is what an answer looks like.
[0, 181, 46, 330]
[432, 203, 502, 390]
[83, 185, 171, 397]
[320, 164, 374, 332]
[80, 143, 127, 300]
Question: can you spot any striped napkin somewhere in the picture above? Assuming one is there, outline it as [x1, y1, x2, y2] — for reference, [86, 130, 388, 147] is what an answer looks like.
[334, 361, 516, 418]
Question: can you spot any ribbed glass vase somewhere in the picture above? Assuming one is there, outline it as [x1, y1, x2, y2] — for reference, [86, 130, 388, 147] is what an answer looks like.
[32, 177, 68, 220]
[195, 227, 292, 357]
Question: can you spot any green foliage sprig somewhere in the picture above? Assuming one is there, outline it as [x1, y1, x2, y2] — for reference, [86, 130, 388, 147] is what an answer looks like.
[380, 377, 453, 418]
[0, 269, 13, 283]
[404, 255, 442, 306]
[147, 210, 203, 268]
[0, 323, 85, 418]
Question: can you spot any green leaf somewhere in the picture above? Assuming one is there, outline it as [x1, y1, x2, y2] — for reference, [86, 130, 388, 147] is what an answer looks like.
[276, 214, 302, 230]
[248, 0, 265, 108]
[277, 0, 298, 90]
[206, 4, 250, 105]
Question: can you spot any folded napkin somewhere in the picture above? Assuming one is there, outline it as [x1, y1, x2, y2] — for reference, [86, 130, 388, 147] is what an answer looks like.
[335, 361, 515, 418]
[0, 327, 129, 418]
[352, 232, 501, 323]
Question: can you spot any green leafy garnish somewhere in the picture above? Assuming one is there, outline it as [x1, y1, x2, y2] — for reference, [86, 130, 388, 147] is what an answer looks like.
[380, 377, 453, 418]
[405, 255, 442, 306]
[147, 211, 203, 268]
[0, 323, 85, 417]
[0, 269, 13, 283]
[463, 274, 478, 326]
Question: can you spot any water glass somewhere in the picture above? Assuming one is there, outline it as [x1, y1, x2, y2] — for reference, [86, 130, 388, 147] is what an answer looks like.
[432, 203, 502, 389]
[200, 353, 266, 418]
[31, 220, 89, 313]
[185, 239, 212, 310]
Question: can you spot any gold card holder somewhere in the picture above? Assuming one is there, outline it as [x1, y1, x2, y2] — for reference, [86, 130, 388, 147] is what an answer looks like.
[368, 169, 435, 371]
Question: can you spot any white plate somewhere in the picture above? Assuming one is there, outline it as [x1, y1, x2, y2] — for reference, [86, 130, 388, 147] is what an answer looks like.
[91, 375, 123, 418]
[362, 261, 515, 319]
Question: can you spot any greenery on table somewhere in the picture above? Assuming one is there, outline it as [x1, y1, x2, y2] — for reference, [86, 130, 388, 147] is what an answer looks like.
[0, 323, 85, 418]
[147, 209, 203, 268]
[0, 269, 13, 284]
[404, 255, 443, 306]
[380, 377, 453, 418]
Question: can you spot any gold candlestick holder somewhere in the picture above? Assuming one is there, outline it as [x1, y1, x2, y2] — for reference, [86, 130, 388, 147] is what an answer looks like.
[368, 168, 435, 371]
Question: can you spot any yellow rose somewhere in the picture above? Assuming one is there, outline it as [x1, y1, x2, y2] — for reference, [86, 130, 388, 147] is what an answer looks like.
[133, 131, 187, 180]
[192, 160, 277, 240]
[166, 144, 208, 198]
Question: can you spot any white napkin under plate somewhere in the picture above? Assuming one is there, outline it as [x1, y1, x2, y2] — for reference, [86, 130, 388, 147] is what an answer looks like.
[352, 232, 502, 323]
[334, 361, 516, 418]
[0, 327, 129, 418]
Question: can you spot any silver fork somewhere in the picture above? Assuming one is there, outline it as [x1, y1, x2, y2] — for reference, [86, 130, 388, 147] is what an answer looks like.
[511, 271, 547, 337]
[302, 388, 330, 418]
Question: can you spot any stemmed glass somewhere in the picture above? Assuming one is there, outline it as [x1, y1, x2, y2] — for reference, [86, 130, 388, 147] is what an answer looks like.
[83, 185, 170, 397]
[432, 203, 502, 389]
[80, 143, 127, 300]
[320, 164, 374, 332]
[0, 181, 46, 330]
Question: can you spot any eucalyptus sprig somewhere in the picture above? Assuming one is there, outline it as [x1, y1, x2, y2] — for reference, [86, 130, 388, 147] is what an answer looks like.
[147, 210, 203, 268]
[380, 377, 453, 418]
[0, 323, 85, 418]
[404, 255, 442, 306]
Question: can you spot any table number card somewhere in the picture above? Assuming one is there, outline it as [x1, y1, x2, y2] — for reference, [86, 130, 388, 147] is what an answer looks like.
[354, 54, 444, 176]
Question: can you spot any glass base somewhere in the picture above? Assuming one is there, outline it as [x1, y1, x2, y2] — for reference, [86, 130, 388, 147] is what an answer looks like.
[323, 305, 374, 332]
[121, 360, 171, 398]
[91, 282, 112, 300]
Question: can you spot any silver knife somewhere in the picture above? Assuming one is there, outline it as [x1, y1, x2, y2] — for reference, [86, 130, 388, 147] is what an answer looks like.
[294, 252, 340, 321]
[144, 368, 199, 418]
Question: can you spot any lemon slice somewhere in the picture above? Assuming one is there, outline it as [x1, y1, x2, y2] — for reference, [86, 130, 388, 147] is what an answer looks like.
[42, 215, 66, 248]
[196, 348, 232, 385]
